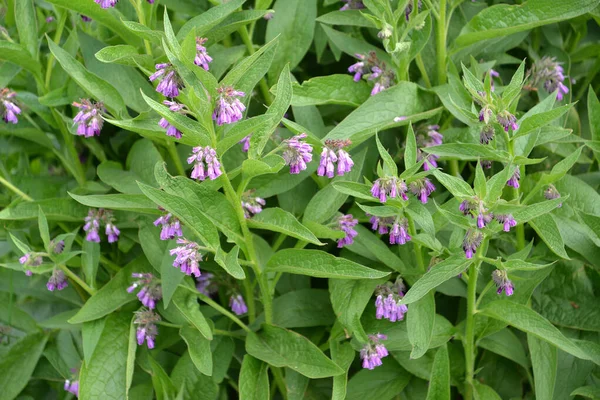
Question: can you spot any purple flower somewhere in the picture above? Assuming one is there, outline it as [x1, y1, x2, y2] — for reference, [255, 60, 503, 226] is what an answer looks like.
[348, 54, 367, 81]
[529, 57, 569, 101]
[371, 177, 408, 203]
[317, 139, 354, 178]
[374, 280, 408, 322]
[158, 100, 185, 139]
[404, 0, 422, 20]
[194, 37, 213, 70]
[282, 133, 313, 174]
[506, 168, 520, 188]
[480, 124, 495, 144]
[544, 184, 562, 207]
[368, 214, 394, 234]
[19, 253, 42, 267]
[409, 178, 436, 204]
[1, 88, 21, 124]
[153, 212, 183, 240]
[239, 134, 251, 152]
[150, 63, 183, 98]
[494, 214, 517, 232]
[51, 239, 65, 254]
[64, 380, 79, 397]
[492, 269, 514, 296]
[95, 0, 118, 8]
[187, 146, 222, 181]
[128, 273, 162, 309]
[497, 111, 518, 132]
[480, 160, 492, 169]
[263, 11, 274, 20]
[134, 309, 160, 349]
[241, 193, 266, 218]
[340, 0, 364, 10]
[360, 334, 389, 370]
[463, 229, 483, 259]
[105, 223, 120, 243]
[47, 269, 68, 291]
[477, 211, 493, 229]
[212, 86, 246, 125]
[196, 273, 217, 296]
[170, 238, 203, 277]
[479, 106, 493, 124]
[229, 294, 248, 315]
[81, 15, 92, 22]
[337, 214, 358, 248]
[389, 219, 411, 245]
[348, 52, 395, 95]
[46, 16, 55, 23]
[459, 199, 476, 216]
[72, 99, 105, 137]
[84, 208, 119, 243]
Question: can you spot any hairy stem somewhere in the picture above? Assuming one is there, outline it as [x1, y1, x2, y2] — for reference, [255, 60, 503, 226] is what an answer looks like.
[58, 264, 96, 295]
[435, 0, 448, 85]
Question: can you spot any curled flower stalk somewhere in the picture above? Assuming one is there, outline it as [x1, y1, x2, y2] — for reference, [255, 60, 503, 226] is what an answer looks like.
[336, 214, 358, 248]
[150, 63, 183, 98]
[187, 146, 222, 181]
[213, 86, 246, 125]
[196, 273, 217, 296]
[73, 99, 105, 137]
[1, 88, 21, 124]
[47, 269, 68, 291]
[340, 0, 364, 10]
[158, 101, 185, 139]
[134, 309, 160, 349]
[528, 56, 569, 100]
[83, 208, 120, 243]
[544, 184, 562, 207]
[241, 191, 266, 218]
[170, 238, 203, 277]
[494, 214, 517, 232]
[194, 37, 213, 70]
[416, 124, 443, 170]
[374, 280, 408, 322]
[409, 178, 436, 204]
[128, 273, 162, 309]
[389, 218, 411, 245]
[282, 133, 313, 174]
[371, 177, 408, 203]
[229, 294, 248, 315]
[95, 0, 118, 8]
[492, 269, 514, 296]
[506, 168, 520, 188]
[239, 134, 251, 152]
[348, 52, 395, 95]
[360, 334, 389, 370]
[463, 229, 483, 259]
[154, 212, 183, 240]
[317, 139, 354, 178]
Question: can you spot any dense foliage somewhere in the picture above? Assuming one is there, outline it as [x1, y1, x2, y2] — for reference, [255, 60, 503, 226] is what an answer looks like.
[1, 0, 600, 399]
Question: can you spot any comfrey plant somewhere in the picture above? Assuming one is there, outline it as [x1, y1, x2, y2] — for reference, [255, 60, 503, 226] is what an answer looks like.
[1, 1, 598, 399]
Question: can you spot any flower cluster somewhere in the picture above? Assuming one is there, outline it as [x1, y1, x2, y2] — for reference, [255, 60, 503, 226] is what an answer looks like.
[187, 145, 222, 181]
[389, 218, 411, 245]
[83, 208, 120, 243]
[242, 192, 266, 218]
[134, 309, 160, 349]
[127, 273, 162, 309]
[170, 238, 203, 277]
[528, 57, 569, 101]
[416, 124, 443, 170]
[506, 168, 520, 188]
[360, 334, 389, 370]
[150, 63, 183, 98]
[64, 380, 79, 397]
[1, 88, 21, 124]
[340, 0, 364, 10]
[492, 269, 514, 296]
[495, 214, 517, 232]
[73, 99, 105, 137]
[374, 280, 408, 322]
[336, 214, 358, 248]
[94, 0, 117, 8]
[368, 215, 395, 234]
[404, 0, 422, 21]
[371, 177, 408, 203]
[462, 229, 483, 259]
[544, 184, 562, 207]
[459, 198, 493, 229]
[479, 124, 495, 145]
[409, 178, 436, 204]
[348, 52, 395, 95]
[19, 252, 42, 270]
[194, 37, 213, 70]
[154, 212, 183, 240]
[47, 269, 68, 291]
[317, 139, 354, 178]
[282, 133, 313, 174]
[158, 101, 185, 139]
[196, 273, 217, 296]
[239, 134, 251, 152]
[213, 86, 246, 125]
[229, 294, 248, 315]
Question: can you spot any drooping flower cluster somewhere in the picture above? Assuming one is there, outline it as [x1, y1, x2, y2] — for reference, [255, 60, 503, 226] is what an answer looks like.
[229, 294, 248, 315]
[348, 52, 395, 96]
[19, 253, 42, 269]
[158, 101, 185, 139]
[416, 124, 443, 170]
[150, 63, 183, 98]
[83, 208, 120, 243]
[127, 273, 162, 309]
[64, 380, 79, 397]
[336, 214, 358, 248]
[134, 309, 160, 349]
[404, 0, 422, 21]
[492, 269, 514, 296]
[1, 88, 21, 124]
[81, 15, 92, 22]
[47, 269, 68, 291]
[170, 238, 203, 277]
[495, 214, 517, 232]
[374, 280, 408, 322]
[51, 239, 65, 254]
[544, 184, 562, 207]
[317, 139, 354, 178]
[194, 37, 213, 70]
[187, 145, 222, 181]
[72, 99, 105, 137]
[459, 198, 493, 229]
[409, 178, 436, 204]
[479, 124, 495, 145]
[528, 57, 569, 101]
[340, 0, 364, 10]
[389, 218, 411, 245]
[497, 110, 519, 132]
[154, 212, 183, 240]
[94, 0, 118, 8]
[241, 192, 266, 218]
[371, 177, 408, 203]
[196, 273, 217, 296]
[213, 86, 246, 125]
[239, 134, 251, 152]
[463, 229, 483, 259]
[368, 214, 395, 235]
[506, 168, 520, 188]
[360, 334, 389, 370]
[282, 133, 313, 174]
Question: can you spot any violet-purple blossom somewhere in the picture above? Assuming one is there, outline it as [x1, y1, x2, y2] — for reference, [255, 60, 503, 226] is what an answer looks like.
[47, 269, 68, 291]
[318, 139, 354, 178]
[529, 57, 569, 101]
[229, 294, 248, 315]
[371, 177, 408, 203]
[463, 229, 483, 259]
[337, 214, 358, 248]
[389, 218, 411, 245]
[154, 212, 183, 240]
[64, 380, 79, 397]
[497, 111, 518, 132]
[158, 100, 184, 139]
[241, 192, 266, 218]
[1, 88, 21, 124]
[84, 208, 119, 243]
[507, 168, 520, 188]
[51, 239, 65, 254]
[282, 133, 313, 174]
[128, 273, 162, 309]
[374, 280, 408, 322]
[94, 0, 118, 8]
[213, 86, 246, 125]
[81, 15, 92, 22]
[544, 184, 562, 207]
[150, 63, 183, 98]
[409, 178, 436, 204]
[170, 238, 203, 277]
[72, 99, 105, 137]
[368, 214, 394, 235]
[134, 309, 160, 349]
[492, 269, 514, 296]
[196, 273, 217, 296]
[360, 334, 389, 370]
[495, 214, 517, 232]
[19, 253, 42, 268]
[348, 52, 395, 95]
[480, 124, 495, 144]
[194, 37, 213, 70]
[239, 134, 251, 152]
[187, 146, 222, 181]
[340, 0, 364, 10]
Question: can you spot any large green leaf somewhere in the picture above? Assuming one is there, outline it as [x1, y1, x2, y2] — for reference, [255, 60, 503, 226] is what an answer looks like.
[272, 289, 334, 328]
[407, 293, 436, 360]
[331, 341, 355, 400]
[239, 355, 270, 400]
[527, 334, 557, 400]
[346, 360, 411, 400]
[289, 74, 371, 107]
[15, 0, 38, 58]
[0, 41, 42, 78]
[180, 326, 213, 376]
[0, 333, 48, 400]
[172, 288, 213, 340]
[248, 208, 323, 245]
[425, 344, 450, 400]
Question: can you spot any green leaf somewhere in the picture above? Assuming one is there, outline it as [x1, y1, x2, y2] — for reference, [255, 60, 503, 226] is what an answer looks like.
[122, 21, 164, 44]
[176, 0, 246, 40]
[542, 146, 583, 184]
[332, 181, 376, 202]
[148, 355, 177, 400]
[171, 352, 218, 399]
[479, 328, 529, 369]
[172, 288, 213, 340]
[455, 0, 599, 47]
[239, 355, 270, 400]
[221, 36, 279, 92]
[501, 61, 526, 106]
[265, 0, 316, 81]
[82, 240, 100, 289]
[246, 324, 344, 378]
[588, 86, 600, 142]
[407, 293, 436, 359]
[349, 225, 409, 273]
[431, 170, 474, 198]
[317, 10, 376, 27]
[37, 206, 50, 252]
[479, 300, 597, 364]
[47, 39, 127, 116]
[330, 341, 355, 400]
[82, 318, 106, 365]
[485, 164, 513, 203]
[473, 381, 503, 400]
[401, 255, 472, 305]
[528, 334, 557, 400]
[529, 214, 569, 259]
[510, 196, 565, 224]
[513, 104, 573, 139]
[272, 289, 334, 328]
[204, 10, 272, 45]
[266, 249, 390, 279]
[180, 326, 213, 376]
[0, 332, 47, 400]
[405, 124, 417, 169]
[461, 62, 485, 96]
[376, 133, 398, 176]
[474, 161, 487, 199]
[324, 82, 438, 144]
[321, 24, 391, 66]
[69, 193, 159, 213]
[289, 74, 371, 107]
[570, 386, 600, 399]
[0, 41, 42, 78]
[95, 44, 152, 69]
[346, 360, 411, 400]
[424, 144, 510, 162]
[15, 0, 38, 58]
[79, 313, 130, 400]
[425, 344, 450, 400]
[217, 114, 272, 155]
[285, 369, 309, 400]
[126, 318, 137, 398]
[248, 207, 322, 245]
[69, 257, 152, 324]
[242, 155, 285, 180]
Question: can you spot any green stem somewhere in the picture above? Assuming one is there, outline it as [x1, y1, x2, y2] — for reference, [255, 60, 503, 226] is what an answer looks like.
[134, 0, 153, 57]
[406, 215, 425, 271]
[507, 133, 525, 251]
[271, 233, 287, 252]
[166, 141, 185, 176]
[435, 0, 448, 85]
[271, 367, 288, 400]
[214, 329, 245, 338]
[238, 26, 273, 105]
[57, 222, 121, 273]
[58, 264, 96, 295]
[449, 159, 460, 177]
[415, 54, 432, 88]
[157, 321, 182, 328]
[0, 175, 33, 201]
[45, 9, 67, 89]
